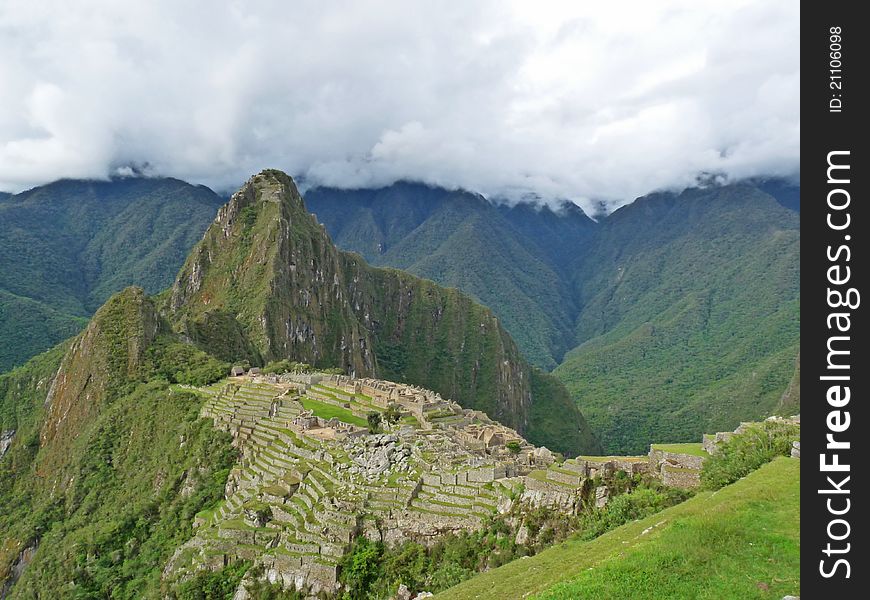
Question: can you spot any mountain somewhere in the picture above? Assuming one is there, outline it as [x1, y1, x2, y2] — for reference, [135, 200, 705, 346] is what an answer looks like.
[557, 184, 800, 452]
[167, 170, 596, 454]
[304, 184, 595, 369]
[0, 289, 238, 598]
[0, 173, 799, 455]
[0, 178, 223, 372]
[0, 170, 601, 597]
[307, 181, 800, 454]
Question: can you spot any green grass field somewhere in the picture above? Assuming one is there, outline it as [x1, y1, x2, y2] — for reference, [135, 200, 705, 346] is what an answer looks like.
[299, 396, 368, 427]
[650, 442, 708, 457]
[436, 457, 799, 600]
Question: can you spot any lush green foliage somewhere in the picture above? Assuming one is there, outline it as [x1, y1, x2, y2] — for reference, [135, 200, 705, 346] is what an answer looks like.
[577, 485, 691, 540]
[0, 178, 222, 371]
[147, 338, 230, 386]
[367, 411, 383, 433]
[175, 561, 251, 600]
[0, 290, 87, 373]
[701, 421, 800, 490]
[555, 184, 800, 453]
[525, 369, 599, 457]
[436, 458, 799, 600]
[0, 293, 238, 599]
[262, 359, 315, 374]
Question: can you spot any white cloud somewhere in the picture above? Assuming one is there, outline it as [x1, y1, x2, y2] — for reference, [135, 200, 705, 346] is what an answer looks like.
[0, 0, 798, 212]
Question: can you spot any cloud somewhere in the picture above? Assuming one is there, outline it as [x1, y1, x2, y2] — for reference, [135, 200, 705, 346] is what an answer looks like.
[0, 0, 798, 212]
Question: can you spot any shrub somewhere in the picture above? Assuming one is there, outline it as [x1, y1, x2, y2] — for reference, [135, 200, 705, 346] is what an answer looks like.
[701, 421, 799, 490]
[339, 537, 384, 599]
[383, 404, 402, 425]
[175, 561, 250, 600]
[367, 412, 383, 434]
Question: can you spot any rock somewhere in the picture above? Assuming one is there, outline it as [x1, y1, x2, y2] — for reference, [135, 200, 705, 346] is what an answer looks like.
[595, 485, 609, 508]
[413, 593, 434, 600]
[790, 441, 800, 458]
[782, 596, 800, 600]
[515, 524, 529, 545]
[396, 583, 412, 600]
[0, 429, 15, 457]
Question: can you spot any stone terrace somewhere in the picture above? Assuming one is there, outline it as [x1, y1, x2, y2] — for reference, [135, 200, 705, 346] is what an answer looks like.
[167, 372, 789, 596]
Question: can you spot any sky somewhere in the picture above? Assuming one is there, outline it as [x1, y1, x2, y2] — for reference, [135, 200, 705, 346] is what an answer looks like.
[0, 0, 799, 212]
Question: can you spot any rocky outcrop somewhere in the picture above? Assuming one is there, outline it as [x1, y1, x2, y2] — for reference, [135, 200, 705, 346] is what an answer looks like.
[0, 430, 13, 458]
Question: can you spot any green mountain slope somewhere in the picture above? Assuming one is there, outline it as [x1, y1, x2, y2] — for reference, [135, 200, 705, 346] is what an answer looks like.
[308, 182, 800, 454]
[437, 457, 799, 600]
[169, 170, 597, 454]
[305, 185, 592, 369]
[0, 178, 223, 371]
[556, 185, 800, 453]
[0, 289, 237, 598]
[0, 291, 88, 371]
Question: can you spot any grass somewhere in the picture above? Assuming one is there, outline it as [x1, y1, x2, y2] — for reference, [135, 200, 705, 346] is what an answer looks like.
[650, 443, 707, 457]
[299, 396, 367, 427]
[436, 457, 799, 600]
[578, 455, 647, 462]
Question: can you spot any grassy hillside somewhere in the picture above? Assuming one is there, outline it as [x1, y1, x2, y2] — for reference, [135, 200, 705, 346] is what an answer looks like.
[0, 178, 222, 371]
[437, 457, 799, 600]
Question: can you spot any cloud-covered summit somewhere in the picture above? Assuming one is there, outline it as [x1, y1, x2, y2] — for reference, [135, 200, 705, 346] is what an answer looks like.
[0, 0, 798, 212]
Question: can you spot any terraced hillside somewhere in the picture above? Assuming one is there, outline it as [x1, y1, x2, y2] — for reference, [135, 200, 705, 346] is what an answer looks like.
[165, 377, 536, 595]
[164, 371, 727, 596]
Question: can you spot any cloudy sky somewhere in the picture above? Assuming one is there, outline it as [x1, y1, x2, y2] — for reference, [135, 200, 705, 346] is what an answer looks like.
[0, 0, 798, 211]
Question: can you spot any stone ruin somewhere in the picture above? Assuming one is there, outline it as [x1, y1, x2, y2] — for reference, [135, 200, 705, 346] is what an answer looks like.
[164, 372, 800, 598]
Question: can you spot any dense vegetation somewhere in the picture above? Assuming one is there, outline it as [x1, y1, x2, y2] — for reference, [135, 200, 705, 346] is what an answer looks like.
[437, 458, 799, 600]
[338, 477, 689, 600]
[0, 177, 222, 371]
[700, 420, 800, 490]
[556, 185, 800, 452]
[0, 290, 237, 599]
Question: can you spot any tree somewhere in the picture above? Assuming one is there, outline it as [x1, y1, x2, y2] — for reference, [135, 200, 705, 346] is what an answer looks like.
[506, 441, 522, 455]
[384, 404, 402, 425]
[367, 412, 383, 434]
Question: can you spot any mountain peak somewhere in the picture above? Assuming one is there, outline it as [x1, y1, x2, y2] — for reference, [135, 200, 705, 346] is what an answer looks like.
[163, 171, 599, 455]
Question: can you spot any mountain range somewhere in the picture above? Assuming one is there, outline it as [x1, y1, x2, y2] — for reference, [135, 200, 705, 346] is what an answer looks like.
[0, 175, 799, 453]
[305, 181, 800, 452]
[0, 178, 223, 372]
[0, 169, 800, 597]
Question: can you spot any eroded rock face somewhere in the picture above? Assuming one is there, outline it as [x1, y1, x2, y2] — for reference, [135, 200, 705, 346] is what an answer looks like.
[0, 429, 14, 457]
